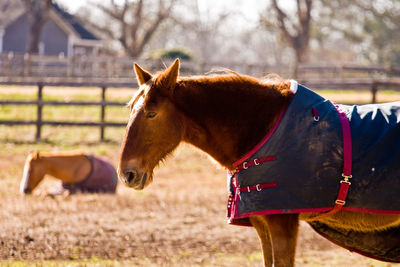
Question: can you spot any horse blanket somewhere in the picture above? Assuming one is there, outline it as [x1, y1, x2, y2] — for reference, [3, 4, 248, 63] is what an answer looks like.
[226, 81, 400, 262]
[54, 155, 117, 194]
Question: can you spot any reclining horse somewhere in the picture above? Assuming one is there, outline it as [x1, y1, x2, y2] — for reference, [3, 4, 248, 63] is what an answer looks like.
[21, 151, 118, 195]
[118, 59, 400, 266]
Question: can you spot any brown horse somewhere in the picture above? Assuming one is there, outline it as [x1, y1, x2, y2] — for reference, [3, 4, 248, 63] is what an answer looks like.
[21, 151, 117, 195]
[118, 59, 400, 266]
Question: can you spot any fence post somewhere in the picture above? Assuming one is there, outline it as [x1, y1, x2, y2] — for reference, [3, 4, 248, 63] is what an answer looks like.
[107, 58, 113, 78]
[36, 83, 43, 140]
[371, 82, 378, 104]
[24, 53, 31, 77]
[100, 86, 107, 141]
[67, 56, 74, 77]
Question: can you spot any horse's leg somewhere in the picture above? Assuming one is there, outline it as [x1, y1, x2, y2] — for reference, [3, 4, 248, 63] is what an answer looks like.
[266, 214, 299, 267]
[250, 216, 273, 267]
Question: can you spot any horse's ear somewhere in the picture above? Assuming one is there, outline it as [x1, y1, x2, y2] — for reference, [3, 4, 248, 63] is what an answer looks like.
[134, 63, 153, 86]
[158, 58, 180, 94]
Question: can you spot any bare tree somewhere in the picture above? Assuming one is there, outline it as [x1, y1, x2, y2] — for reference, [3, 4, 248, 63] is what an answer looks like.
[21, 0, 52, 54]
[319, 0, 400, 65]
[171, 0, 231, 63]
[262, 0, 313, 77]
[91, 0, 176, 58]
[0, 0, 23, 27]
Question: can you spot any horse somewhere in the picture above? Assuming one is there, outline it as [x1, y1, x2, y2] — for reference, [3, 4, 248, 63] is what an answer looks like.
[21, 151, 118, 195]
[118, 59, 400, 266]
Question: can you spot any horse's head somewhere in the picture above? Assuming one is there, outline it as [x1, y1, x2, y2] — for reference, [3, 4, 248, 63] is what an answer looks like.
[118, 59, 184, 190]
[20, 152, 44, 194]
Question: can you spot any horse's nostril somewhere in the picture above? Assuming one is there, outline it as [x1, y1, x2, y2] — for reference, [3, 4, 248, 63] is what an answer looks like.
[124, 169, 138, 183]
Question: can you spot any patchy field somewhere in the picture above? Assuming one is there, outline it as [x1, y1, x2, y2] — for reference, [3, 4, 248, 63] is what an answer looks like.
[0, 86, 399, 266]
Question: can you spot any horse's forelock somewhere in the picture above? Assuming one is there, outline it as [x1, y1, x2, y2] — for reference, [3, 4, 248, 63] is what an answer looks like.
[127, 83, 151, 111]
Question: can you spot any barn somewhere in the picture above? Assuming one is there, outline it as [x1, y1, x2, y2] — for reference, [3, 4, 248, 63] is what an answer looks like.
[0, 2, 102, 56]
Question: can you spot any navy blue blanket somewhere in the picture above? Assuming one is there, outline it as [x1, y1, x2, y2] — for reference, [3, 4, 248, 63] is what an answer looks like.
[226, 83, 400, 261]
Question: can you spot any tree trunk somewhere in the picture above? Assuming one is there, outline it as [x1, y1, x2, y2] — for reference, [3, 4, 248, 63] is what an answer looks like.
[26, 16, 45, 54]
[23, 0, 52, 54]
[293, 44, 308, 79]
[269, 0, 312, 78]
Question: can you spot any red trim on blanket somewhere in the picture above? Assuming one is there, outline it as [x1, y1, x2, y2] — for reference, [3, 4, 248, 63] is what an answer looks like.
[238, 182, 277, 193]
[229, 206, 400, 227]
[232, 207, 333, 220]
[310, 104, 353, 220]
[233, 108, 288, 167]
[335, 104, 352, 176]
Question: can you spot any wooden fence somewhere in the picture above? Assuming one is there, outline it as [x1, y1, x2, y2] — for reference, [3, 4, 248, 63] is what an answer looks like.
[0, 79, 137, 141]
[297, 78, 400, 103]
[1, 76, 400, 142]
[0, 53, 198, 78]
[1, 52, 400, 79]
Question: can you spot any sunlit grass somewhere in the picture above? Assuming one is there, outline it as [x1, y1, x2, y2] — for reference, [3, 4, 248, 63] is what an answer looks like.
[0, 86, 132, 143]
[2, 86, 400, 144]
[316, 89, 400, 104]
[0, 105, 36, 120]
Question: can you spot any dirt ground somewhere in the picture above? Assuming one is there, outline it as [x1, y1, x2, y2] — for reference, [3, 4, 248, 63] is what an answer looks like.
[0, 142, 397, 267]
[2, 85, 400, 266]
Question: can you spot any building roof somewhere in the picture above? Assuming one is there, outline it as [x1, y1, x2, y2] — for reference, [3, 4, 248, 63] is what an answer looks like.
[52, 3, 99, 41]
[0, 1, 99, 41]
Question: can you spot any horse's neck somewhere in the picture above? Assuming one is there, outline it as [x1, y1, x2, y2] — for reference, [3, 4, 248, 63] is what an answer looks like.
[39, 155, 91, 183]
[174, 78, 292, 169]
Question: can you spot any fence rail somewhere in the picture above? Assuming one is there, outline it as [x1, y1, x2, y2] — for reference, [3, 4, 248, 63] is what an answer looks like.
[0, 80, 137, 141]
[1, 52, 400, 79]
[1, 76, 400, 141]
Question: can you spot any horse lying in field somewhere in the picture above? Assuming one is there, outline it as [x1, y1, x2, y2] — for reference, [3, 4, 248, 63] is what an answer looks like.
[21, 151, 118, 195]
[118, 59, 400, 266]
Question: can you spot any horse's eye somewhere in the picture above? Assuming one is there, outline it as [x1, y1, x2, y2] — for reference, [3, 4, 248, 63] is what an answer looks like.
[146, 111, 157, 119]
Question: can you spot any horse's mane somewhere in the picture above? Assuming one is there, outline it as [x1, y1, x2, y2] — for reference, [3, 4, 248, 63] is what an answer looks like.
[129, 70, 291, 113]
[176, 71, 290, 94]
[167, 71, 293, 138]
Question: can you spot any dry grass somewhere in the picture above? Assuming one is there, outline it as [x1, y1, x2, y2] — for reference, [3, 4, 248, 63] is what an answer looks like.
[1, 86, 400, 266]
[1, 144, 396, 267]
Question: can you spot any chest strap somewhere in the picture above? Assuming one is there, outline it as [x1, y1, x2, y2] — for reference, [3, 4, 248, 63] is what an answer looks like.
[235, 156, 276, 172]
[310, 104, 352, 221]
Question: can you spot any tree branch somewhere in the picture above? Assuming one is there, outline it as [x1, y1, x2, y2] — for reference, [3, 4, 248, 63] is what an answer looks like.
[271, 0, 293, 42]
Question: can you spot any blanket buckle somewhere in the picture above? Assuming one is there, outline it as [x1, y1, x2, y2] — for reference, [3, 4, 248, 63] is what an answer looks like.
[335, 199, 346, 205]
[340, 173, 352, 185]
[236, 187, 241, 200]
[242, 162, 248, 169]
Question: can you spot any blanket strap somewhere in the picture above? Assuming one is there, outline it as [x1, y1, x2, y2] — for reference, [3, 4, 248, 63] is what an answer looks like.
[238, 182, 278, 193]
[235, 156, 276, 172]
[310, 104, 352, 221]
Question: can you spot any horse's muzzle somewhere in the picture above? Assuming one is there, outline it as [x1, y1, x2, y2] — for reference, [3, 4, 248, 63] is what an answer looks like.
[119, 168, 148, 190]
[21, 188, 32, 194]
